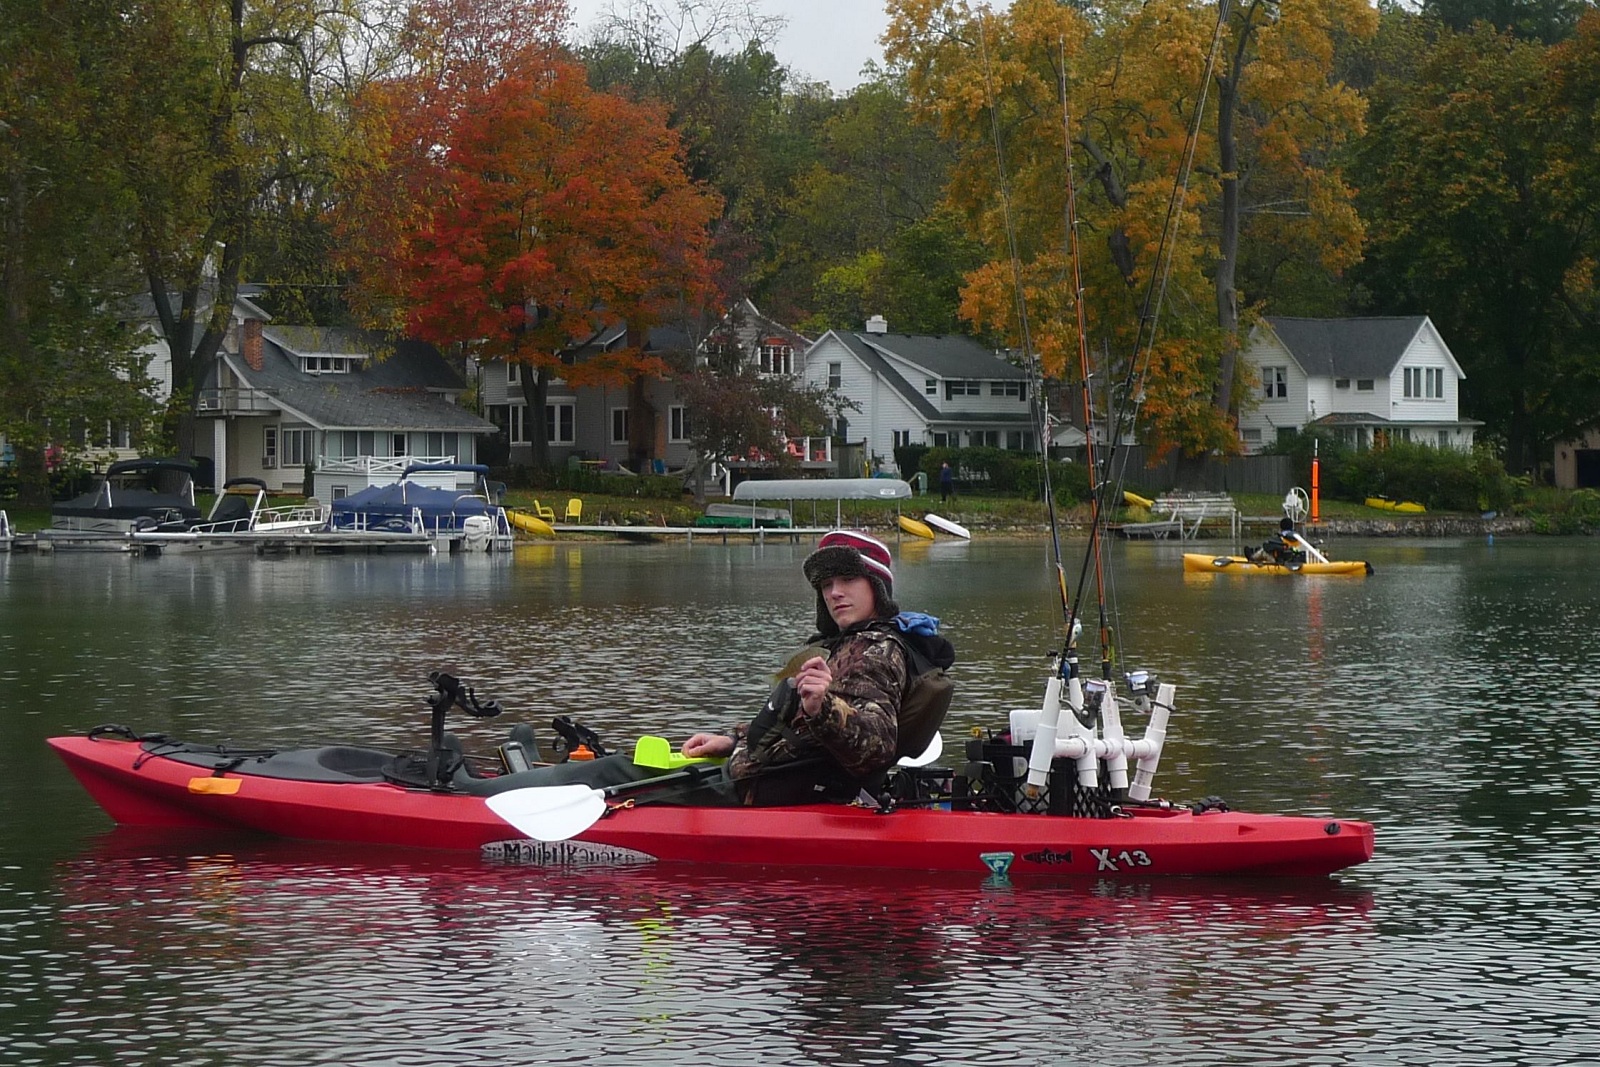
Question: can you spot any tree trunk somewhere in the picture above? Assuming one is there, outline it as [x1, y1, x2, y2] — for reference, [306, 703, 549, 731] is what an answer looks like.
[519, 367, 551, 470]
[1212, 59, 1243, 420]
[12, 445, 51, 507]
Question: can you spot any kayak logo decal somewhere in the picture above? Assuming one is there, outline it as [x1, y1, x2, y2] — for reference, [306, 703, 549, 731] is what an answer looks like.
[979, 851, 1014, 876]
[1091, 847, 1153, 872]
[481, 839, 658, 867]
[1022, 847, 1072, 866]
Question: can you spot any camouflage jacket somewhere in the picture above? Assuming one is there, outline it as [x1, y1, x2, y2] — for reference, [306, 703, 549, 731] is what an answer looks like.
[726, 623, 908, 805]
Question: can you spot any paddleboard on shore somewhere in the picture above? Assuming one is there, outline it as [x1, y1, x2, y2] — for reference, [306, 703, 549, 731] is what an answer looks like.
[923, 513, 971, 539]
[897, 515, 935, 540]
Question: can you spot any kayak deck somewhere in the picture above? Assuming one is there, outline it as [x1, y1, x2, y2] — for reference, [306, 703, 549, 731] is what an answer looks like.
[49, 735, 1374, 878]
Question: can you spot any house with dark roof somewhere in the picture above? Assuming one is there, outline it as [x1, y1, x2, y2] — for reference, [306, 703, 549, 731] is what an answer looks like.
[1237, 316, 1481, 454]
[801, 316, 1034, 472]
[196, 308, 498, 498]
[479, 319, 698, 471]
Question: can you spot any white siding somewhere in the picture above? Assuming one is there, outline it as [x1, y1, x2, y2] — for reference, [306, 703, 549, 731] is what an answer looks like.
[1237, 331, 1306, 451]
[1389, 326, 1460, 424]
[805, 336, 930, 465]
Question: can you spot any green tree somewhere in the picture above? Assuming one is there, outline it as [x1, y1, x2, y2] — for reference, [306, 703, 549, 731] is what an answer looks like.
[0, 1, 160, 504]
[100, 0, 367, 456]
[1351, 19, 1600, 470]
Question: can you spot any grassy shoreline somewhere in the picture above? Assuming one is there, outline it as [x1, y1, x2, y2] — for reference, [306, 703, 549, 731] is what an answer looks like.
[3, 488, 1585, 537]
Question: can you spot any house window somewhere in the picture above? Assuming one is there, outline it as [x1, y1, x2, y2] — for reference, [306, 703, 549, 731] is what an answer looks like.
[892, 429, 911, 448]
[1005, 430, 1033, 450]
[1427, 368, 1443, 399]
[1356, 379, 1374, 391]
[508, 404, 527, 444]
[968, 429, 999, 447]
[282, 428, 309, 467]
[925, 379, 937, 396]
[263, 427, 278, 468]
[1404, 367, 1421, 398]
[546, 401, 574, 445]
[391, 434, 407, 457]
[669, 405, 691, 443]
[1438, 429, 1451, 447]
[931, 432, 951, 447]
[1241, 427, 1263, 445]
[827, 362, 842, 389]
[991, 381, 1026, 398]
[758, 341, 793, 375]
[945, 380, 982, 400]
[610, 407, 630, 444]
[1262, 366, 1287, 400]
[300, 355, 357, 374]
[507, 363, 521, 386]
[1335, 378, 1350, 390]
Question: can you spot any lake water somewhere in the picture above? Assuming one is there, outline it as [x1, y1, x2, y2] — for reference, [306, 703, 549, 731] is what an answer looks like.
[2, 534, 1598, 1065]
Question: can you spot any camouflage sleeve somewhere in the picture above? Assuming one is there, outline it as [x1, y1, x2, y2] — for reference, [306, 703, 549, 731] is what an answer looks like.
[805, 632, 906, 777]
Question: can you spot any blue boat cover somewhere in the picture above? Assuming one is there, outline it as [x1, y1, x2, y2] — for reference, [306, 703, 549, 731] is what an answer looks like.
[328, 482, 495, 533]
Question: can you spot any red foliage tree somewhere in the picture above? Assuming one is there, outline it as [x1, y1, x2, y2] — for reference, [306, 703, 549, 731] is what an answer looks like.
[339, 0, 721, 467]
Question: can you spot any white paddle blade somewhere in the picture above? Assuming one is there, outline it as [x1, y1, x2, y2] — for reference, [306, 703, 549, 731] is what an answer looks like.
[897, 731, 944, 768]
[486, 785, 608, 842]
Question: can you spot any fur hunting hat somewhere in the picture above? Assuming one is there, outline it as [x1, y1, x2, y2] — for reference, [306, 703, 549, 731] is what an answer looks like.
[803, 530, 898, 633]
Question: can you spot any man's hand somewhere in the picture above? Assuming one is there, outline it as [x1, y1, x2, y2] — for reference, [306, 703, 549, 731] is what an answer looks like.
[682, 733, 735, 758]
[793, 655, 833, 718]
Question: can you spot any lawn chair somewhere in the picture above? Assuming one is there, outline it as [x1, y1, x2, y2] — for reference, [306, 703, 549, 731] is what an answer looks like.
[530, 499, 555, 522]
[563, 498, 583, 523]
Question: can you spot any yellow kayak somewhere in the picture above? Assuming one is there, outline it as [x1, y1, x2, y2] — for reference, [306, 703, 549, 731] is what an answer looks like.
[1183, 553, 1373, 576]
[897, 515, 935, 540]
[507, 509, 555, 537]
[1364, 497, 1425, 514]
[1123, 491, 1156, 509]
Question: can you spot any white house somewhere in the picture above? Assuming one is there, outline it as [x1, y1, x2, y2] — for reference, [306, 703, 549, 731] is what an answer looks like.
[1237, 316, 1481, 454]
[802, 316, 1035, 472]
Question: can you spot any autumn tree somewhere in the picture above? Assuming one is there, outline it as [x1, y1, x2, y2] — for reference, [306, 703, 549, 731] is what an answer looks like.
[0, 1, 160, 504]
[90, 0, 371, 459]
[885, 0, 1374, 457]
[340, 0, 722, 470]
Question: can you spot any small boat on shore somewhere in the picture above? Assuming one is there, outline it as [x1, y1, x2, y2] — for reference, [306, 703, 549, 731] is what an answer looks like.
[897, 515, 935, 540]
[49, 669, 1373, 880]
[1365, 497, 1425, 514]
[924, 514, 971, 539]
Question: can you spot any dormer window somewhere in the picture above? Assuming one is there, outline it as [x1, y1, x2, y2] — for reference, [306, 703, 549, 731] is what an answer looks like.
[758, 340, 793, 375]
[300, 354, 361, 374]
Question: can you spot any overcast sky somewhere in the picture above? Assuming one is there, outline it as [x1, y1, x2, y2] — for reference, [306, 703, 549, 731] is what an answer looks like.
[565, 1, 893, 93]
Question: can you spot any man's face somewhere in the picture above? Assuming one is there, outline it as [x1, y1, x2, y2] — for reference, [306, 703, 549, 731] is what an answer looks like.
[819, 574, 877, 629]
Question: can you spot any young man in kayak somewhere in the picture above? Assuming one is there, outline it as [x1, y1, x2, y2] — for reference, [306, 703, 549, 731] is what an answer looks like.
[682, 529, 954, 804]
[483, 529, 953, 806]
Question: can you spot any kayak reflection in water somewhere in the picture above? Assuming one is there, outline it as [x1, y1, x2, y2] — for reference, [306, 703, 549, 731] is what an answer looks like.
[484, 529, 954, 807]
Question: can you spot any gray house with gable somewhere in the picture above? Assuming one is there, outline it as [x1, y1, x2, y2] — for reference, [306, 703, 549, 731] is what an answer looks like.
[801, 316, 1034, 473]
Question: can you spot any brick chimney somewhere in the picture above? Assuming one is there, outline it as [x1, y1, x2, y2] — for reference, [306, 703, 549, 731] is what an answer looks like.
[243, 318, 264, 371]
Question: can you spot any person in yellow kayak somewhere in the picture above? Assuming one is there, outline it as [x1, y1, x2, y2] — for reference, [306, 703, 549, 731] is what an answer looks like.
[1252, 517, 1305, 566]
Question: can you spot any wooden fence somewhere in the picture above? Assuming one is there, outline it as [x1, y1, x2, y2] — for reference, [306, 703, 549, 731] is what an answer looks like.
[1099, 447, 1295, 496]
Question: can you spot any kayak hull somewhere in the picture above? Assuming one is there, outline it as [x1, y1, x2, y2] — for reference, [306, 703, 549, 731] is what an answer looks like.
[923, 514, 971, 539]
[897, 515, 935, 540]
[1183, 553, 1372, 576]
[49, 735, 1373, 878]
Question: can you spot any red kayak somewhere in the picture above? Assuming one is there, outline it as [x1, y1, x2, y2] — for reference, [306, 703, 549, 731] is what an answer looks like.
[49, 732, 1373, 878]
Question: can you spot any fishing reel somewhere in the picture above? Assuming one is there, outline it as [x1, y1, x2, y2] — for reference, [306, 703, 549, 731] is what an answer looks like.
[1124, 669, 1160, 714]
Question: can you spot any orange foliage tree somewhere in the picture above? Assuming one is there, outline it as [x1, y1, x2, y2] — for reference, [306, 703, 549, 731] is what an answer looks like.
[337, 0, 721, 469]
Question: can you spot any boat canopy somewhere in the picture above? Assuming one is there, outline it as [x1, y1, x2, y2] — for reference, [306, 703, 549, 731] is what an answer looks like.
[328, 480, 496, 532]
[733, 478, 911, 502]
[402, 463, 491, 479]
